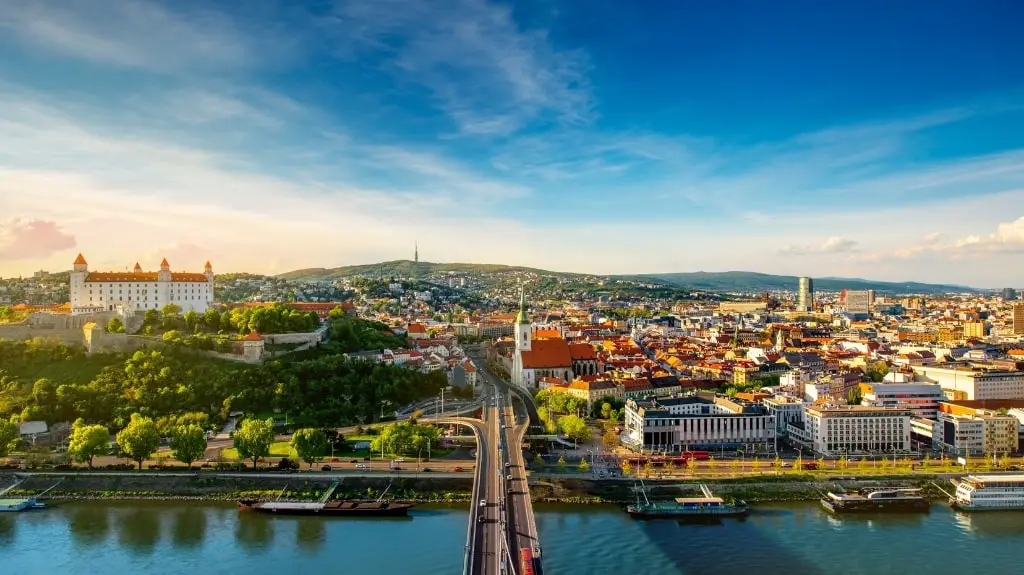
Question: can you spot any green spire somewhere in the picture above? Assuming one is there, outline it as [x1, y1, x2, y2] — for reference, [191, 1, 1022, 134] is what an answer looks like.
[516, 288, 529, 325]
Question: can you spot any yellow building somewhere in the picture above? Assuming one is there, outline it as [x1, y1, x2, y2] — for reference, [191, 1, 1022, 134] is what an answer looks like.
[963, 321, 986, 339]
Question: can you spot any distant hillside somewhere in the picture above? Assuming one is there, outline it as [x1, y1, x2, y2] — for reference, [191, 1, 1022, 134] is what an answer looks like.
[638, 271, 979, 294]
[277, 260, 558, 281]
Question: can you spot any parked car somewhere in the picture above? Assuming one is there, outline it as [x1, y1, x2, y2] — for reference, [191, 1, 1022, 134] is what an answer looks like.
[395, 458, 405, 463]
[350, 459, 358, 463]
[321, 464, 332, 472]
[355, 463, 367, 469]
[453, 466, 464, 472]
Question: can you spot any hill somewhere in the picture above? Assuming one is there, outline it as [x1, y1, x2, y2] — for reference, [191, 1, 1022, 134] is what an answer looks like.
[278, 261, 977, 295]
[637, 271, 979, 294]
[278, 260, 560, 281]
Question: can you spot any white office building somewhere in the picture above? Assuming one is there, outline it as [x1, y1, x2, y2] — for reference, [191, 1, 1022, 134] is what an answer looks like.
[912, 364, 1024, 400]
[861, 382, 946, 420]
[790, 405, 912, 457]
[623, 396, 777, 454]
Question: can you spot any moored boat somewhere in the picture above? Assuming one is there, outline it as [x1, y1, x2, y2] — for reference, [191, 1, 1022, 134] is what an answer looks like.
[950, 474, 1024, 511]
[238, 481, 415, 517]
[821, 488, 930, 513]
[0, 476, 59, 512]
[626, 482, 749, 519]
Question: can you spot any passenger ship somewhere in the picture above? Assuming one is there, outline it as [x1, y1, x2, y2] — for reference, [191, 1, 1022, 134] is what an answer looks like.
[950, 474, 1024, 511]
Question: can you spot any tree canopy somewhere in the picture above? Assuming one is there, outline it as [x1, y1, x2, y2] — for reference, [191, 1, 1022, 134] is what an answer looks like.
[0, 418, 18, 458]
[67, 418, 109, 468]
[369, 422, 442, 456]
[170, 424, 207, 468]
[234, 418, 274, 469]
[116, 413, 161, 470]
[291, 428, 328, 468]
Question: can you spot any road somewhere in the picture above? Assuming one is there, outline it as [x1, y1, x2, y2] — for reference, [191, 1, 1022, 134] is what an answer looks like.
[466, 396, 505, 575]
[501, 400, 541, 574]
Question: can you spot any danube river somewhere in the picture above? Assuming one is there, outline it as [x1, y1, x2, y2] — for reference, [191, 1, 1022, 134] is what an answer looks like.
[3, 501, 1024, 574]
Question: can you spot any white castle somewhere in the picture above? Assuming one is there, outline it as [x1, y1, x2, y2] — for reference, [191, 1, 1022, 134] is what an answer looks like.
[69, 253, 215, 315]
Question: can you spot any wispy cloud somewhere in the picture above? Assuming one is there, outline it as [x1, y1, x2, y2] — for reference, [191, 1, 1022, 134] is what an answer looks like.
[327, 0, 592, 135]
[780, 237, 860, 256]
[0, 0, 289, 73]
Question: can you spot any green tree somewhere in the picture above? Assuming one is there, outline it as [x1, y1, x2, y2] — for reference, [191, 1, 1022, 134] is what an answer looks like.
[234, 418, 274, 469]
[621, 460, 632, 476]
[67, 418, 109, 468]
[291, 428, 328, 469]
[556, 455, 566, 471]
[847, 386, 863, 406]
[533, 453, 544, 468]
[557, 414, 592, 443]
[203, 308, 221, 331]
[143, 309, 160, 329]
[170, 424, 207, 469]
[0, 418, 18, 458]
[643, 461, 654, 477]
[602, 430, 619, 449]
[600, 402, 613, 420]
[106, 317, 125, 334]
[116, 413, 161, 471]
[161, 304, 182, 317]
[578, 458, 591, 472]
[183, 310, 199, 333]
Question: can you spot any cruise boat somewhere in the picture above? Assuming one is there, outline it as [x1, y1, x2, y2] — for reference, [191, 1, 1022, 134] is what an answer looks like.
[821, 488, 930, 513]
[626, 482, 749, 519]
[950, 474, 1024, 511]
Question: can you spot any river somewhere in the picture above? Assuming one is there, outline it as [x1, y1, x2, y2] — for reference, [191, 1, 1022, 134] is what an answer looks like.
[2, 501, 1023, 574]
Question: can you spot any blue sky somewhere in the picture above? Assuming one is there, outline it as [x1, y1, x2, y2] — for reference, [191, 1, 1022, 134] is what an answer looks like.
[1, 0, 1023, 286]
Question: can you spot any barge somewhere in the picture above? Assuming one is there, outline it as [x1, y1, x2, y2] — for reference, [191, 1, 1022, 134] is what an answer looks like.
[238, 482, 415, 517]
[821, 488, 930, 513]
[626, 482, 749, 519]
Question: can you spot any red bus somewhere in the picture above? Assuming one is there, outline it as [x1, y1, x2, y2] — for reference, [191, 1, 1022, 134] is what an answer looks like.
[520, 548, 534, 575]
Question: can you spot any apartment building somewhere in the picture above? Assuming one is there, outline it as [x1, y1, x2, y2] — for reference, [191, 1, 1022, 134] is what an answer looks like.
[935, 403, 1019, 456]
[789, 405, 912, 457]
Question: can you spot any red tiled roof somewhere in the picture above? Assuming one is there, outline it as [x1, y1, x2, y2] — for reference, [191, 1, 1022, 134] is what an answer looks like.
[243, 331, 262, 341]
[521, 338, 573, 369]
[74, 253, 87, 265]
[568, 343, 596, 361]
[534, 328, 561, 339]
[408, 323, 427, 333]
[84, 271, 209, 282]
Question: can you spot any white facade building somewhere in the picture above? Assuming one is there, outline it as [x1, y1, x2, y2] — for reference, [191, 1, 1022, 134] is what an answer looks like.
[862, 382, 946, 420]
[70, 254, 214, 315]
[912, 364, 1024, 400]
[623, 397, 777, 453]
[762, 395, 805, 432]
[795, 405, 912, 457]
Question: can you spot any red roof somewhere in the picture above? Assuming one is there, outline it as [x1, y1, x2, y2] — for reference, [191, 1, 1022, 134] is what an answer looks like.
[243, 331, 262, 341]
[73, 253, 87, 265]
[408, 323, 427, 334]
[569, 343, 597, 361]
[160, 258, 170, 267]
[521, 338, 573, 369]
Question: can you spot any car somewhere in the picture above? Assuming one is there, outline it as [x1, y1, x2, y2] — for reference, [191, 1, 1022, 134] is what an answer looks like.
[478, 515, 486, 523]
[505, 462, 510, 468]
[355, 463, 367, 469]
[321, 465, 332, 471]
[422, 467, 433, 472]
[363, 456, 371, 461]
[506, 474, 513, 481]
[480, 499, 487, 507]
[395, 458, 405, 463]
[350, 459, 358, 463]
[454, 466, 464, 472]
[781, 462, 792, 468]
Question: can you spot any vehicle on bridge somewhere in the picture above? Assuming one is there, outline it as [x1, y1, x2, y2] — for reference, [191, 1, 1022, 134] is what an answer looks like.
[519, 548, 535, 575]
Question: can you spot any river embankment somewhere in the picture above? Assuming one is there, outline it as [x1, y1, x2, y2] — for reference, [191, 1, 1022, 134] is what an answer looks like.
[2, 471, 956, 504]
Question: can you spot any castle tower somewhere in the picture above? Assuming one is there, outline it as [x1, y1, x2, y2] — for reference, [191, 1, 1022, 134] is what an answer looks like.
[70, 254, 89, 314]
[515, 288, 532, 352]
[204, 260, 214, 280]
[157, 257, 172, 283]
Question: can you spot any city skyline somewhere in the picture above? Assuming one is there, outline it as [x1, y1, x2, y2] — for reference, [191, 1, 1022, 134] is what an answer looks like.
[1, 1, 1023, 285]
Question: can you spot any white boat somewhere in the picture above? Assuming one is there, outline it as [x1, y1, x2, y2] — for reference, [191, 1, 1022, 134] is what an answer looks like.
[950, 474, 1024, 511]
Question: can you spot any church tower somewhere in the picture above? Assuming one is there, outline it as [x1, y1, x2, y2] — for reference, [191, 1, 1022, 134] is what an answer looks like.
[515, 288, 532, 352]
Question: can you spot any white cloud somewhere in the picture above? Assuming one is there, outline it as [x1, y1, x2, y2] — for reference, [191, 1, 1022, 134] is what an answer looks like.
[0, 218, 77, 260]
[327, 0, 592, 135]
[780, 237, 859, 256]
[953, 216, 1024, 253]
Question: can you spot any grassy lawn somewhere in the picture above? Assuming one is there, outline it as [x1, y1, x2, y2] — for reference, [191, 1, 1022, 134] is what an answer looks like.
[220, 441, 296, 460]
